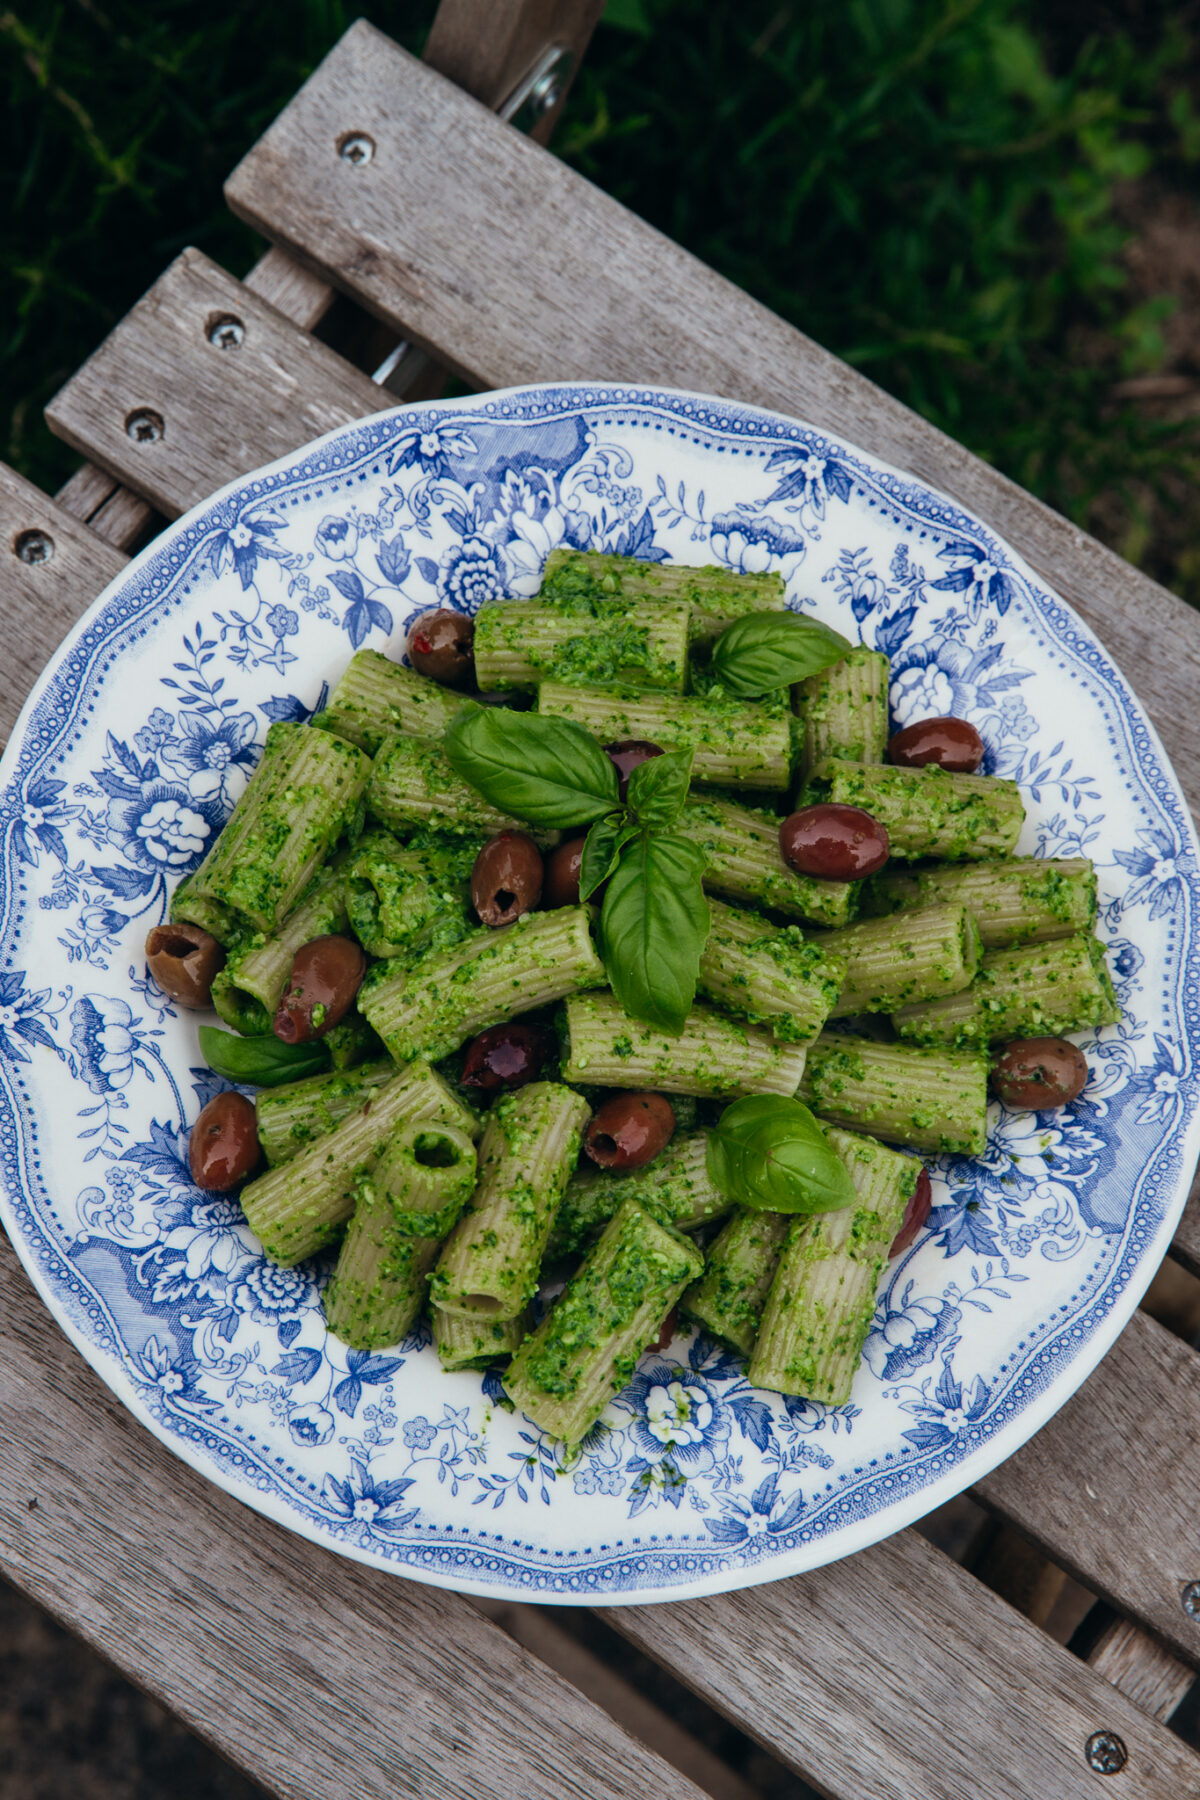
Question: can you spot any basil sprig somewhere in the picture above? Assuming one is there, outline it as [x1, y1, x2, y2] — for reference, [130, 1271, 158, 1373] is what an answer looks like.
[443, 704, 619, 826]
[199, 1026, 330, 1087]
[599, 833, 710, 1032]
[711, 612, 852, 696]
[706, 1095, 858, 1213]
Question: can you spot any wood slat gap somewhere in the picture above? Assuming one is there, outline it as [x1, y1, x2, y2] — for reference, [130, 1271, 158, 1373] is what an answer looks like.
[1087, 1618, 1195, 1724]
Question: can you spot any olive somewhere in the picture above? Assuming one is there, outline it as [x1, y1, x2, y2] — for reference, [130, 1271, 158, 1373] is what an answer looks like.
[471, 831, 544, 927]
[779, 804, 890, 880]
[604, 738, 664, 801]
[584, 1091, 675, 1171]
[189, 1091, 260, 1191]
[544, 837, 586, 908]
[145, 921, 225, 1009]
[406, 608, 475, 689]
[889, 715, 985, 773]
[991, 1037, 1088, 1111]
[273, 934, 367, 1043]
[889, 1168, 932, 1258]
[461, 1022, 552, 1093]
[650, 1306, 679, 1353]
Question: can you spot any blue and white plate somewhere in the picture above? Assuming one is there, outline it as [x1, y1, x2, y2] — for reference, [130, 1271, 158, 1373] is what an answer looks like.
[2, 382, 1198, 1605]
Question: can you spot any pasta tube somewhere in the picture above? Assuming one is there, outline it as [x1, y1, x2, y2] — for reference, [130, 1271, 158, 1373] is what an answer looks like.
[803, 758, 1024, 862]
[813, 903, 982, 1016]
[864, 857, 1097, 949]
[538, 681, 792, 790]
[473, 596, 690, 692]
[681, 796, 857, 928]
[697, 898, 844, 1041]
[316, 647, 462, 753]
[799, 1031, 988, 1156]
[794, 647, 889, 779]
[539, 547, 785, 645]
[681, 1208, 793, 1355]
[563, 992, 809, 1099]
[546, 1130, 731, 1262]
[892, 934, 1120, 1047]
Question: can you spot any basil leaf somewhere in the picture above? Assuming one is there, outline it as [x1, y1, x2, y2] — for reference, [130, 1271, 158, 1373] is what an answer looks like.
[198, 1026, 331, 1087]
[625, 746, 694, 829]
[712, 612, 852, 696]
[706, 1094, 857, 1213]
[443, 704, 619, 827]
[579, 814, 625, 900]
[599, 832, 709, 1031]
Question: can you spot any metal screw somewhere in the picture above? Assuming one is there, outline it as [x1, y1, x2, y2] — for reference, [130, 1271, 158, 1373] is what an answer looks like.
[125, 408, 164, 444]
[14, 529, 54, 566]
[338, 132, 374, 166]
[500, 45, 575, 131]
[1181, 1580, 1200, 1618]
[207, 314, 244, 349]
[1085, 1732, 1128, 1775]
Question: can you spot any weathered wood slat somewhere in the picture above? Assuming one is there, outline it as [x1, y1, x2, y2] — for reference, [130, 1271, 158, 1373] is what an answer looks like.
[424, 0, 604, 138]
[1168, 1171, 1200, 1276]
[1087, 1618, 1194, 1721]
[44, 248, 384, 520]
[0, 465, 127, 737]
[244, 242, 339, 331]
[975, 1306, 1200, 1665]
[0, 1231, 710, 1800]
[225, 22, 1200, 821]
[605, 1528, 1200, 1800]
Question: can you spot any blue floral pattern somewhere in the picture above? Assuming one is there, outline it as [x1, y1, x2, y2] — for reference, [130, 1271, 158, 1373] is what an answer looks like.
[0, 382, 1198, 1605]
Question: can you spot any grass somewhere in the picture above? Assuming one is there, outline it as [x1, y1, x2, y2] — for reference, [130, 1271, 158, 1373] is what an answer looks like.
[4, 0, 1200, 598]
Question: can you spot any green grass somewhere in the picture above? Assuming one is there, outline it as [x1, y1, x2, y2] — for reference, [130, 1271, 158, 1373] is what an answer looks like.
[4, 0, 1200, 598]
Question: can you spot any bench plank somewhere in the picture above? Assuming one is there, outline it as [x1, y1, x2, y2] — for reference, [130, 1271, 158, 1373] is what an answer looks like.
[0, 1231, 711, 1800]
[605, 1527, 1200, 1800]
[225, 22, 1200, 820]
[45, 248, 384, 520]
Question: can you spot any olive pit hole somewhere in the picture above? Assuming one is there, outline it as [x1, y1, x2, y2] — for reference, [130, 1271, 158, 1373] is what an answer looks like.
[591, 1134, 618, 1158]
[494, 888, 515, 912]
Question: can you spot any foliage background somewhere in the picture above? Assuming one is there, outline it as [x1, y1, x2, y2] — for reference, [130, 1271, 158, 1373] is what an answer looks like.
[5, 1, 1200, 597]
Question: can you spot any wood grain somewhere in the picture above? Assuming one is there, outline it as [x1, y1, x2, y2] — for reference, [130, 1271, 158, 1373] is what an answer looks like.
[424, 0, 605, 139]
[1087, 1618, 1194, 1722]
[0, 1230, 711, 1800]
[44, 248, 384, 520]
[0, 464, 126, 737]
[1168, 1168, 1200, 1276]
[225, 22, 1200, 820]
[605, 1528, 1200, 1800]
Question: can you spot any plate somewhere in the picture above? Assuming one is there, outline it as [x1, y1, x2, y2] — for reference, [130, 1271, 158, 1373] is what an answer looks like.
[2, 382, 1198, 1606]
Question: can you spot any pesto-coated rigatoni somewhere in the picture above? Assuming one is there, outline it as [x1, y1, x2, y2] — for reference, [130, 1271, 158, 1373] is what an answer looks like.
[681, 1208, 793, 1354]
[342, 830, 475, 962]
[241, 1061, 481, 1265]
[697, 899, 845, 1041]
[749, 1127, 920, 1403]
[546, 1130, 731, 1262]
[563, 992, 809, 1099]
[798, 1032, 989, 1156]
[891, 933, 1120, 1047]
[433, 1307, 529, 1372]
[813, 903, 982, 1016]
[432, 1083, 591, 1320]
[503, 1198, 704, 1444]
[211, 860, 351, 1035]
[255, 1059, 399, 1167]
[360, 908, 605, 1065]
[538, 546, 785, 645]
[473, 595, 691, 692]
[803, 758, 1025, 862]
[794, 646, 889, 780]
[315, 647, 463, 753]
[681, 796, 857, 927]
[325, 1121, 478, 1350]
[863, 857, 1097, 949]
[367, 731, 529, 837]
[539, 681, 793, 791]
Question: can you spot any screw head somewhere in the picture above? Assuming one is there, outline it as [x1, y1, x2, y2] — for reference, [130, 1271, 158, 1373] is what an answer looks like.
[338, 132, 374, 166]
[1085, 1732, 1128, 1775]
[125, 408, 164, 444]
[207, 314, 244, 349]
[1181, 1580, 1200, 1618]
[528, 69, 564, 114]
[14, 528, 54, 566]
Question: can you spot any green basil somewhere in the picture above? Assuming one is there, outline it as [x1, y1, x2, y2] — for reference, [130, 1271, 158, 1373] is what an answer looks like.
[579, 814, 636, 900]
[443, 704, 619, 827]
[711, 612, 852, 696]
[706, 1094, 857, 1213]
[599, 832, 710, 1031]
[625, 746, 693, 829]
[198, 1026, 331, 1087]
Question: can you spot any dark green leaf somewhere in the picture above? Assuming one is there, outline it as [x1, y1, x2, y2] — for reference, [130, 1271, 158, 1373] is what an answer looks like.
[706, 1094, 857, 1213]
[579, 814, 624, 899]
[599, 832, 709, 1031]
[198, 1027, 330, 1087]
[712, 612, 852, 697]
[443, 704, 619, 827]
[625, 746, 694, 828]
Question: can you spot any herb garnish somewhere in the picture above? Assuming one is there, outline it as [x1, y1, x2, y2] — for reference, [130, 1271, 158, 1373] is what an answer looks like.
[198, 1026, 330, 1086]
[707, 1094, 857, 1212]
[711, 611, 851, 696]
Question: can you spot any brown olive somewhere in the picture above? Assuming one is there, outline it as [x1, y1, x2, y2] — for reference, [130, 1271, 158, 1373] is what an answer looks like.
[779, 804, 890, 880]
[544, 837, 587, 908]
[471, 831, 544, 927]
[189, 1091, 260, 1191]
[407, 609, 475, 689]
[585, 1091, 675, 1171]
[461, 1022, 552, 1093]
[889, 1168, 932, 1258]
[273, 934, 367, 1043]
[604, 738, 664, 801]
[991, 1037, 1088, 1111]
[650, 1306, 679, 1353]
[889, 715, 985, 773]
[145, 921, 226, 1009]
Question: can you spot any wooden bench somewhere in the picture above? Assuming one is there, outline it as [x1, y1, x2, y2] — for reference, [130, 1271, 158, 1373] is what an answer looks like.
[4, 8, 1200, 1795]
